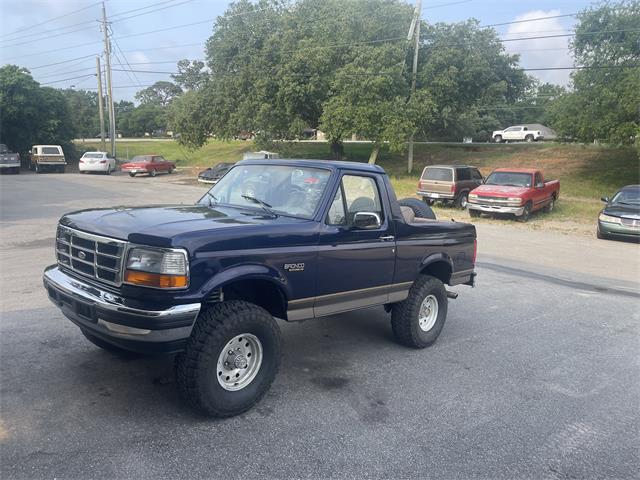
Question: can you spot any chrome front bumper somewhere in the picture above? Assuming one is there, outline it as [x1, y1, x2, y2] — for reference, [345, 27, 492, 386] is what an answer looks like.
[467, 203, 525, 215]
[0, 163, 20, 169]
[43, 265, 200, 351]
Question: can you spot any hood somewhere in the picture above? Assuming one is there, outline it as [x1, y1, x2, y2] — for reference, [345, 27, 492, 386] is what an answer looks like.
[603, 203, 640, 219]
[471, 184, 530, 197]
[59, 204, 305, 246]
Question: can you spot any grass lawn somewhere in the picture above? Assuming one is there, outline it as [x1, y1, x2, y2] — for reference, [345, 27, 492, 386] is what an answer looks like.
[76, 139, 639, 230]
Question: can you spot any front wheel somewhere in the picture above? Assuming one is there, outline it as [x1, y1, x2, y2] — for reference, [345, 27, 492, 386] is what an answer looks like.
[525, 135, 534, 143]
[129, 172, 136, 177]
[391, 275, 448, 348]
[149, 169, 157, 177]
[493, 135, 502, 143]
[518, 202, 532, 222]
[175, 301, 281, 417]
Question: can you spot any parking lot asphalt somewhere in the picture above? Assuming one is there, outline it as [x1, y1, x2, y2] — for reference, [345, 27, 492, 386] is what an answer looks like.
[1, 172, 639, 479]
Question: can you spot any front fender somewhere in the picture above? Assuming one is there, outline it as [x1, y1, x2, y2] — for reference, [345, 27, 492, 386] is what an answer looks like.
[198, 263, 292, 300]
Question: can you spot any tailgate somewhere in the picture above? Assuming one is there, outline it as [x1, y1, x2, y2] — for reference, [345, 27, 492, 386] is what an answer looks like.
[37, 156, 66, 164]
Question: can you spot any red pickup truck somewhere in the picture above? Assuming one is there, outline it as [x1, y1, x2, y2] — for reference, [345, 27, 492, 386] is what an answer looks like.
[467, 168, 559, 222]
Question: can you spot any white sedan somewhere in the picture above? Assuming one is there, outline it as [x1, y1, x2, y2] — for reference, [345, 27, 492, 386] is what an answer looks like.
[79, 152, 117, 174]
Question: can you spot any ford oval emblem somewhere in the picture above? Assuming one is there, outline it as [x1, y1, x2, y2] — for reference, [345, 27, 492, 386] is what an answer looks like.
[78, 251, 86, 260]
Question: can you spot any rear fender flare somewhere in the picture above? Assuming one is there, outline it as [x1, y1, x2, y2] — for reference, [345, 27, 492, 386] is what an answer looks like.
[419, 253, 454, 283]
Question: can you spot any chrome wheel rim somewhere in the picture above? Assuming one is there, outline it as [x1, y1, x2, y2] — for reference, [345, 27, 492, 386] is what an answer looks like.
[418, 295, 439, 332]
[216, 334, 263, 391]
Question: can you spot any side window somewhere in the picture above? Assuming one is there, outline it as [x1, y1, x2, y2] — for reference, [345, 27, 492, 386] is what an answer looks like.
[472, 169, 483, 180]
[457, 168, 471, 181]
[326, 185, 346, 225]
[342, 175, 384, 223]
[534, 173, 543, 186]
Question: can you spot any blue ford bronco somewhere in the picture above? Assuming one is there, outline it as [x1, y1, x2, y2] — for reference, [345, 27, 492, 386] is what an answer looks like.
[43, 159, 477, 417]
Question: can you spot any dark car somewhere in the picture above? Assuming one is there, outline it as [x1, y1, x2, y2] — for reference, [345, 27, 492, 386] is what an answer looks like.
[597, 185, 640, 241]
[417, 165, 484, 209]
[43, 159, 476, 418]
[198, 162, 234, 184]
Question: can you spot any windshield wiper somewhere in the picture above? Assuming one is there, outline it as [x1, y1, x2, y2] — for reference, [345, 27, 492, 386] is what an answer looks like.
[241, 194, 278, 217]
[205, 192, 218, 206]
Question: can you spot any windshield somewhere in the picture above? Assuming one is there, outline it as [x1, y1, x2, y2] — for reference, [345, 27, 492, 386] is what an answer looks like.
[423, 167, 452, 181]
[611, 188, 640, 205]
[485, 172, 532, 187]
[83, 153, 104, 159]
[199, 164, 331, 219]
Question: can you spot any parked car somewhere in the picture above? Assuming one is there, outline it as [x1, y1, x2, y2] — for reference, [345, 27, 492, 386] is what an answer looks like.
[242, 151, 280, 160]
[492, 126, 544, 143]
[120, 155, 175, 177]
[417, 165, 483, 208]
[0, 144, 20, 174]
[467, 168, 560, 222]
[30, 145, 66, 173]
[198, 162, 235, 184]
[43, 159, 477, 418]
[597, 185, 640, 241]
[79, 151, 117, 175]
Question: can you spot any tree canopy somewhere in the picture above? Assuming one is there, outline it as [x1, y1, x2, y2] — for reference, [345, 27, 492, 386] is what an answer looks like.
[0, 65, 75, 153]
[169, 0, 533, 154]
[546, 1, 640, 144]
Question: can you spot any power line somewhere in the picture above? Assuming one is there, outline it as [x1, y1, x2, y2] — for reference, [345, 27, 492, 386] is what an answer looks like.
[480, 13, 578, 29]
[111, 34, 143, 87]
[40, 73, 96, 86]
[28, 54, 98, 70]
[0, 1, 103, 39]
[1, 24, 97, 48]
[2, 40, 101, 60]
[422, 0, 472, 10]
[37, 67, 95, 80]
[111, 0, 194, 23]
[108, 0, 183, 20]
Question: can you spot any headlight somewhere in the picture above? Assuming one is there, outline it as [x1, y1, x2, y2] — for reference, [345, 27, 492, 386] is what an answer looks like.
[507, 197, 523, 205]
[599, 213, 621, 224]
[124, 247, 189, 289]
[468, 193, 478, 201]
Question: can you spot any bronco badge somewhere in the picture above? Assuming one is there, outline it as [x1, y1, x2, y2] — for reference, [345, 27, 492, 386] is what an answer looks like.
[283, 263, 305, 272]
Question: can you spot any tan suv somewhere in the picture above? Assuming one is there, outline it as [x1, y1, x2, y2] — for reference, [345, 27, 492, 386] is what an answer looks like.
[417, 165, 484, 209]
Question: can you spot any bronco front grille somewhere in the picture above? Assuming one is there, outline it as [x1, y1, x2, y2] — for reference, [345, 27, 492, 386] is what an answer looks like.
[56, 225, 126, 286]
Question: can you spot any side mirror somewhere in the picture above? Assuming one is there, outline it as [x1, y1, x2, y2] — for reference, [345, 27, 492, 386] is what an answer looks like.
[601, 196, 609, 203]
[353, 212, 381, 230]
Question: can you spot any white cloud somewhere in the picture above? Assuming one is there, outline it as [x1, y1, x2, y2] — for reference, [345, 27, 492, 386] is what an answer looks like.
[128, 51, 151, 65]
[504, 9, 574, 86]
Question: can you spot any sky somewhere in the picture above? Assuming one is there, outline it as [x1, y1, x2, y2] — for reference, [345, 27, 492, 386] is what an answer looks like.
[0, 0, 596, 103]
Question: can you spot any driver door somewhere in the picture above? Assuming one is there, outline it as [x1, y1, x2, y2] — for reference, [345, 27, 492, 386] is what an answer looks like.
[315, 173, 396, 316]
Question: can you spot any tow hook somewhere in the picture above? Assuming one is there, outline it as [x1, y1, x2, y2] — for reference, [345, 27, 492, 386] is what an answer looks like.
[446, 290, 459, 299]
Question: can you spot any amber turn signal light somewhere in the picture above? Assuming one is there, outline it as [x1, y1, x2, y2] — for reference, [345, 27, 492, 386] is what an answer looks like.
[124, 270, 188, 288]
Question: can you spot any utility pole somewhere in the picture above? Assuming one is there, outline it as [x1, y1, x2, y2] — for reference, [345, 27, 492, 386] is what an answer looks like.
[407, 0, 422, 174]
[101, 2, 116, 157]
[96, 56, 106, 152]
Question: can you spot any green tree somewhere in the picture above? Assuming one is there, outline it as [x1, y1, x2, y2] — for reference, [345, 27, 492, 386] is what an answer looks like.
[546, 1, 640, 144]
[60, 89, 100, 139]
[172, 60, 207, 90]
[135, 80, 182, 106]
[126, 104, 166, 137]
[0, 65, 74, 154]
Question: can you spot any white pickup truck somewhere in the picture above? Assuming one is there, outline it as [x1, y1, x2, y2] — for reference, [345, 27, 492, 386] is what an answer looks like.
[492, 126, 544, 143]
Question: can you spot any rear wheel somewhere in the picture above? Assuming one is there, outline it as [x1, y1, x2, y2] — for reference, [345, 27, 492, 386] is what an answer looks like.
[168, 168, 174, 174]
[493, 135, 502, 143]
[391, 275, 448, 348]
[35, 163, 41, 173]
[175, 300, 281, 417]
[455, 191, 469, 209]
[543, 197, 555, 213]
[106, 165, 112, 175]
[525, 135, 534, 143]
[399, 197, 436, 220]
[129, 172, 136, 177]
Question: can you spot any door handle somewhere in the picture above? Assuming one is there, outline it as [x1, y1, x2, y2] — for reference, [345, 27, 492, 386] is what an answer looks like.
[379, 235, 395, 242]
